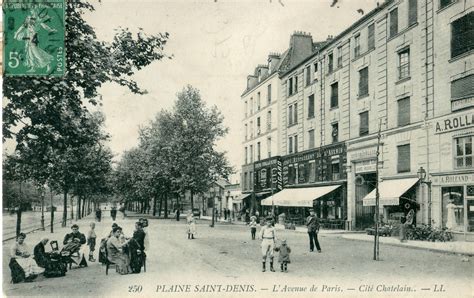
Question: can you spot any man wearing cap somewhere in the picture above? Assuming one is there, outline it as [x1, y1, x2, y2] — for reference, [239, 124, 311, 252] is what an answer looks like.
[306, 209, 321, 252]
[259, 217, 277, 272]
[62, 224, 87, 267]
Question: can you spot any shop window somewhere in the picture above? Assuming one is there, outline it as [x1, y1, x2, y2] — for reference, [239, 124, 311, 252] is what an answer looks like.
[442, 187, 464, 232]
[368, 23, 375, 50]
[451, 12, 474, 59]
[331, 162, 340, 181]
[330, 82, 339, 108]
[451, 74, 474, 100]
[408, 0, 417, 26]
[308, 94, 315, 118]
[298, 163, 306, 184]
[454, 136, 473, 168]
[390, 8, 398, 38]
[397, 144, 411, 173]
[359, 67, 369, 97]
[398, 48, 410, 80]
[398, 97, 410, 127]
[359, 111, 369, 136]
[288, 165, 296, 184]
[309, 162, 316, 183]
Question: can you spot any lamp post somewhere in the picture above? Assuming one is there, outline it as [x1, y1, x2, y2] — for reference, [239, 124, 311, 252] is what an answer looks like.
[210, 187, 215, 228]
[417, 167, 432, 226]
[40, 184, 45, 231]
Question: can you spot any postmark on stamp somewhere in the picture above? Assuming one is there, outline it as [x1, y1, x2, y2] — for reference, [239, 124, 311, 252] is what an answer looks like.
[3, 0, 65, 76]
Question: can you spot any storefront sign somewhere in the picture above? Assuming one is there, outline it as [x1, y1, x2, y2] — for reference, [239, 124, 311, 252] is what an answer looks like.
[432, 173, 474, 185]
[354, 159, 377, 173]
[434, 112, 474, 134]
[348, 147, 377, 161]
[451, 97, 473, 112]
[254, 156, 282, 192]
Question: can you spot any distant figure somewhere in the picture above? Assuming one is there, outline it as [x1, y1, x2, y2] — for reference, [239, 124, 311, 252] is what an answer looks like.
[187, 211, 197, 239]
[119, 205, 126, 219]
[224, 208, 228, 220]
[176, 208, 181, 221]
[399, 215, 407, 243]
[87, 223, 97, 262]
[249, 216, 257, 240]
[110, 207, 117, 221]
[275, 239, 291, 272]
[95, 208, 102, 222]
[306, 209, 321, 253]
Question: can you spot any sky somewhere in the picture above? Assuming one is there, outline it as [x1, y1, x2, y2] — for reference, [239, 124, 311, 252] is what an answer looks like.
[3, 0, 380, 183]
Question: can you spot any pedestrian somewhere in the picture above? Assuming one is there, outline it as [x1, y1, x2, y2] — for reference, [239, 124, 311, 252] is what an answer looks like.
[87, 222, 97, 262]
[399, 215, 407, 243]
[306, 209, 321, 253]
[176, 208, 181, 221]
[275, 239, 291, 272]
[224, 208, 227, 220]
[255, 210, 260, 224]
[186, 211, 197, 239]
[259, 217, 277, 272]
[249, 216, 257, 240]
[95, 208, 102, 222]
[110, 207, 117, 221]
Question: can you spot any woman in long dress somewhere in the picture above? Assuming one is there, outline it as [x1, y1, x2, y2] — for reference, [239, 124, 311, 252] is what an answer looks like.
[187, 211, 197, 239]
[446, 200, 457, 230]
[14, 11, 56, 72]
[10, 233, 45, 283]
[106, 227, 131, 275]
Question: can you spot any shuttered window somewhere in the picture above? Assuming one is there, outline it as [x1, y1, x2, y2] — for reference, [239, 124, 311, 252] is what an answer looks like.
[294, 135, 298, 153]
[359, 67, 369, 97]
[306, 66, 311, 86]
[308, 129, 315, 149]
[294, 103, 298, 124]
[397, 144, 411, 173]
[451, 74, 474, 100]
[288, 78, 293, 96]
[328, 52, 334, 73]
[390, 8, 399, 38]
[408, 0, 417, 26]
[267, 84, 272, 104]
[288, 105, 293, 125]
[451, 12, 474, 58]
[398, 97, 410, 126]
[330, 82, 339, 108]
[308, 95, 315, 118]
[267, 110, 272, 131]
[359, 111, 369, 136]
[368, 23, 375, 50]
[288, 137, 293, 154]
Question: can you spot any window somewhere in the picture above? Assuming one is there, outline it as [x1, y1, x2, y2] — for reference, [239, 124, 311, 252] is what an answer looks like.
[354, 34, 361, 58]
[332, 123, 339, 143]
[442, 186, 464, 232]
[398, 97, 410, 126]
[308, 162, 316, 183]
[245, 101, 248, 117]
[267, 110, 272, 131]
[267, 84, 272, 104]
[328, 52, 334, 73]
[245, 147, 248, 164]
[294, 135, 298, 153]
[250, 97, 254, 115]
[294, 75, 298, 93]
[257, 117, 261, 135]
[451, 74, 474, 100]
[314, 62, 318, 74]
[288, 105, 293, 126]
[454, 136, 472, 168]
[257, 92, 261, 110]
[308, 129, 315, 149]
[390, 8, 398, 38]
[368, 23, 375, 50]
[250, 171, 253, 189]
[306, 65, 311, 86]
[330, 82, 339, 108]
[245, 123, 248, 140]
[288, 165, 296, 184]
[337, 46, 343, 67]
[288, 77, 293, 96]
[398, 48, 410, 80]
[440, 0, 455, 10]
[257, 142, 261, 161]
[359, 67, 369, 97]
[408, 0, 417, 26]
[331, 162, 340, 181]
[451, 12, 474, 59]
[249, 145, 253, 162]
[308, 94, 315, 118]
[288, 137, 293, 154]
[359, 111, 369, 136]
[250, 121, 253, 138]
[267, 137, 272, 158]
[294, 103, 298, 124]
[397, 144, 411, 173]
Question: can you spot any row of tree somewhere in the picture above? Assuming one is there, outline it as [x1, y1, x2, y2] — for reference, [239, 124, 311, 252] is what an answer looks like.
[2, 0, 170, 236]
[115, 85, 233, 218]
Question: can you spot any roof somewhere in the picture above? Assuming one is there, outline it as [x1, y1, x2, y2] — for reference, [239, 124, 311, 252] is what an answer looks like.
[215, 178, 231, 189]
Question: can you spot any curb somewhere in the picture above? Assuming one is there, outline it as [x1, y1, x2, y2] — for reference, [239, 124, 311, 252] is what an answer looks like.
[341, 235, 474, 257]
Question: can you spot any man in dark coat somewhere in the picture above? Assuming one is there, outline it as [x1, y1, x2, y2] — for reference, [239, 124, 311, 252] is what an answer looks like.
[306, 209, 321, 252]
[62, 224, 87, 267]
[130, 222, 146, 273]
[95, 208, 102, 222]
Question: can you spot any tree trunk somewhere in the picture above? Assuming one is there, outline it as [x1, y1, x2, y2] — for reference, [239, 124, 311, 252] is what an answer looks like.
[164, 193, 168, 219]
[158, 194, 163, 217]
[50, 189, 54, 233]
[62, 191, 68, 227]
[77, 197, 81, 220]
[81, 197, 86, 218]
[176, 193, 180, 221]
[70, 196, 74, 223]
[153, 196, 157, 216]
[190, 189, 194, 210]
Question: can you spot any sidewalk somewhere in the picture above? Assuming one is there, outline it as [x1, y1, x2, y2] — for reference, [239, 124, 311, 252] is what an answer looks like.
[341, 233, 474, 256]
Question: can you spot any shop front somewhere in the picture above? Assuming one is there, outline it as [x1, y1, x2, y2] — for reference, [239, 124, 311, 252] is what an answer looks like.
[254, 156, 283, 215]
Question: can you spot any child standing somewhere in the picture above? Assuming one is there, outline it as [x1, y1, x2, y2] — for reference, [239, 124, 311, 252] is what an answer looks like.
[87, 222, 97, 262]
[275, 239, 291, 272]
[249, 217, 257, 240]
[259, 217, 277, 272]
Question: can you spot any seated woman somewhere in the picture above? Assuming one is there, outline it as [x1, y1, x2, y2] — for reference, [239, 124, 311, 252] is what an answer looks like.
[106, 226, 131, 275]
[9, 233, 45, 283]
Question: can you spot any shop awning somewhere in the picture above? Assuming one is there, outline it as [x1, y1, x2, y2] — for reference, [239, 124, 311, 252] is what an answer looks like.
[362, 178, 419, 207]
[233, 193, 251, 203]
[261, 185, 341, 207]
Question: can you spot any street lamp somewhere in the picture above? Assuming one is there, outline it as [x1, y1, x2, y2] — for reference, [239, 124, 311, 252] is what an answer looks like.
[210, 187, 215, 228]
[417, 166, 432, 226]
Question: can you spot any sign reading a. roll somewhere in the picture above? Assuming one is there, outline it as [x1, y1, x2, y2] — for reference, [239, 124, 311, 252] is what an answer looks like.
[3, 0, 65, 76]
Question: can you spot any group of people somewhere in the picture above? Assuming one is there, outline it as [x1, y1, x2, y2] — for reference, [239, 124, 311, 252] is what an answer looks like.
[249, 208, 322, 273]
[9, 217, 149, 283]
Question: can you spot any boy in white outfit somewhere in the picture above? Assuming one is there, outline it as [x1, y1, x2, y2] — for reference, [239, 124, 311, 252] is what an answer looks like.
[259, 217, 277, 272]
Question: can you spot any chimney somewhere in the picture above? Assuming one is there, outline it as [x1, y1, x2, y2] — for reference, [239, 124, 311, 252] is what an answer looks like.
[268, 52, 281, 72]
[247, 75, 258, 89]
[289, 31, 313, 65]
[255, 65, 269, 82]
[326, 35, 334, 41]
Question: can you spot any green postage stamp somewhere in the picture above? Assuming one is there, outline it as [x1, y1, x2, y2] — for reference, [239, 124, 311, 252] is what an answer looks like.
[3, 0, 65, 76]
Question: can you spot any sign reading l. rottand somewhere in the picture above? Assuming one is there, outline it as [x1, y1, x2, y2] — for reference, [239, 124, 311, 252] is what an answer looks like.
[3, 0, 65, 76]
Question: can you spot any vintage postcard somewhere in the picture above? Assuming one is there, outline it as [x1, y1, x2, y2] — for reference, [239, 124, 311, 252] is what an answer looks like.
[2, 0, 473, 297]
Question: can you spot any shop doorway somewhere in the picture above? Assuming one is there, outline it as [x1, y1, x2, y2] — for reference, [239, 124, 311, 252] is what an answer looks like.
[355, 173, 376, 230]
